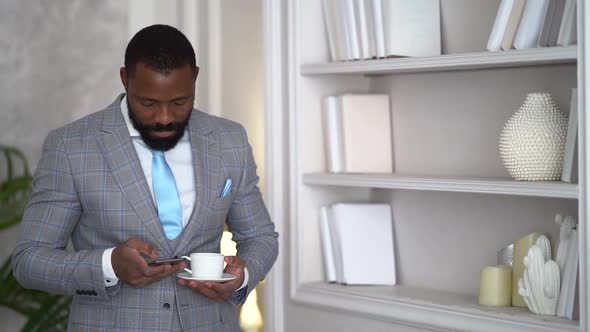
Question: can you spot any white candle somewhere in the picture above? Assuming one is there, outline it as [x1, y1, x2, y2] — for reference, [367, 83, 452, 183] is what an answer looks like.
[512, 232, 542, 307]
[479, 265, 512, 307]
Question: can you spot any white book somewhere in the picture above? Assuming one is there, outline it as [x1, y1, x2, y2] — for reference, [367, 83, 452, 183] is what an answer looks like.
[339, 94, 393, 173]
[562, 88, 578, 183]
[322, 0, 346, 61]
[557, 228, 578, 319]
[328, 206, 344, 283]
[382, 0, 441, 57]
[343, 0, 361, 60]
[513, 0, 550, 49]
[557, 0, 577, 46]
[546, 0, 566, 47]
[319, 206, 337, 283]
[355, 0, 375, 59]
[331, 203, 396, 285]
[501, 0, 527, 50]
[355, 0, 369, 59]
[538, 0, 557, 47]
[371, 0, 386, 58]
[322, 96, 345, 173]
[487, 0, 515, 51]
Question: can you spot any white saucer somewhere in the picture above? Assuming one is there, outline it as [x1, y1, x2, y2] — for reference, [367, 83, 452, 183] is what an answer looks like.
[177, 272, 237, 282]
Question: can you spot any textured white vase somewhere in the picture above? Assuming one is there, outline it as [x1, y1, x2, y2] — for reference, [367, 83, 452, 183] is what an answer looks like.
[499, 93, 568, 181]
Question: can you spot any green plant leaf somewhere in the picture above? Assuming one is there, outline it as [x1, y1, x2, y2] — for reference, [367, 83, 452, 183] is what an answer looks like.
[0, 146, 71, 331]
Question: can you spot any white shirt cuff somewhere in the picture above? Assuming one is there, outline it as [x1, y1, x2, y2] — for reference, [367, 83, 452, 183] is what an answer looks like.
[237, 267, 249, 291]
[102, 247, 119, 287]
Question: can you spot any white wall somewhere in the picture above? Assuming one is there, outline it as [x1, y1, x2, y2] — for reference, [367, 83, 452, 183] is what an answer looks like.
[0, 1, 128, 331]
[218, 0, 265, 191]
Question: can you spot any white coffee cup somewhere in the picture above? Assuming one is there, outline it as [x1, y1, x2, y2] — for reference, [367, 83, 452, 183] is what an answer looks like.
[181, 253, 224, 278]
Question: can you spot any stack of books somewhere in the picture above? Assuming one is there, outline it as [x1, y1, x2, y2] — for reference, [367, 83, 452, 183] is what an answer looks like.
[322, 0, 441, 61]
[487, 0, 577, 51]
[320, 203, 396, 285]
[322, 94, 393, 173]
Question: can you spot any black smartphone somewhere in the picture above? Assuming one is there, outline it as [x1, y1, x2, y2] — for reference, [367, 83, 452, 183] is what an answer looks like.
[148, 257, 186, 266]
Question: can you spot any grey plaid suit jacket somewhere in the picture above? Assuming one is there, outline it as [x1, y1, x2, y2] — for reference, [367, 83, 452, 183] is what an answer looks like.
[12, 94, 279, 331]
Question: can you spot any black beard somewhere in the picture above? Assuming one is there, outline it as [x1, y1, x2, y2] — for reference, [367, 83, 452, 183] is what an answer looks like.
[127, 100, 191, 151]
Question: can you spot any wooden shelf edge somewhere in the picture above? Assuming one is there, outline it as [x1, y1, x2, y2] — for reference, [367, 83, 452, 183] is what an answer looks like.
[293, 283, 579, 332]
[301, 47, 577, 76]
[302, 173, 579, 199]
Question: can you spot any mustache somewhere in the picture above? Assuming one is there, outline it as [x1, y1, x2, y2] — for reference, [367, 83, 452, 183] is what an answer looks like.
[147, 122, 185, 132]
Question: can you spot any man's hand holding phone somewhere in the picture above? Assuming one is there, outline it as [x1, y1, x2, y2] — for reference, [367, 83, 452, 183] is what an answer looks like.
[111, 238, 185, 288]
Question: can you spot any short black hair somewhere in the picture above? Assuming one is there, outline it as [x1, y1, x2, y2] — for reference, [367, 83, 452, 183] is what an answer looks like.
[124, 24, 197, 76]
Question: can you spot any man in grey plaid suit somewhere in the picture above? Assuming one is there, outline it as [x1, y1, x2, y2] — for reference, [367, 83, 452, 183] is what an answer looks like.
[12, 25, 278, 331]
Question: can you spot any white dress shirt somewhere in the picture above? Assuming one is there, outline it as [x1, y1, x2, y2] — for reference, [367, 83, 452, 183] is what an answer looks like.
[102, 96, 247, 290]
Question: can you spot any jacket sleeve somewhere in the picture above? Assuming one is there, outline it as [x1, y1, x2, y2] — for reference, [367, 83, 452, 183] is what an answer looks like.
[225, 126, 279, 304]
[12, 130, 114, 300]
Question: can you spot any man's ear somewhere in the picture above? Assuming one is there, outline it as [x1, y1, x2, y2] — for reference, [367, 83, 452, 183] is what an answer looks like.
[120, 67, 129, 90]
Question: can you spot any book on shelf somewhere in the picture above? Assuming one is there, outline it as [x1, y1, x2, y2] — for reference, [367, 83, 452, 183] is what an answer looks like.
[322, 0, 345, 61]
[556, 0, 577, 47]
[319, 206, 338, 282]
[538, 0, 565, 47]
[371, 0, 386, 58]
[381, 0, 441, 57]
[545, 0, 566, 47]
[322, 94, 393, 173]
[322, 96, 346, 173]
[487, 0, 515, 51]
[354, 0, 375, 59]
[561, 88, 578, 183]
[342, 0, 361, 60]
[513, 0, 550, 49]
[320, 203, 396, 285]
[500, 0, 527, 50]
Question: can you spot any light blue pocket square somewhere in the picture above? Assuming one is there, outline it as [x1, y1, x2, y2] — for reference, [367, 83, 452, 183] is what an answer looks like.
[221, 179, 232, 197]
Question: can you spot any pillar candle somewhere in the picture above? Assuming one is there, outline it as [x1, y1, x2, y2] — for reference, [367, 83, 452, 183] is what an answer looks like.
[512, 232, 542, 307]
[479, 265, 512, 306]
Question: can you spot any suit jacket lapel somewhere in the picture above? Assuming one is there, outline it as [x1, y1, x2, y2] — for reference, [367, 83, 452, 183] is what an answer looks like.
[96, 96, 173, 255]
[173, 111, 221, 256]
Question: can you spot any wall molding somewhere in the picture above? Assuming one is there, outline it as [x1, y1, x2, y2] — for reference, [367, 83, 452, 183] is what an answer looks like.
[262, 1, 287, 331]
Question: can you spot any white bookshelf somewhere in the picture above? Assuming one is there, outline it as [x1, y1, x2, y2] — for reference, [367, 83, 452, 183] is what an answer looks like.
[302, 173, 579, 199]
[301, 46, 578, 76]
[298, 282, 578, 332]
[273, 0, 586, 331]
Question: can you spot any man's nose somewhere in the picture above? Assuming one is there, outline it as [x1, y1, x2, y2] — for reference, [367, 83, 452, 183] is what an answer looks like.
[154, 105, 174, 125]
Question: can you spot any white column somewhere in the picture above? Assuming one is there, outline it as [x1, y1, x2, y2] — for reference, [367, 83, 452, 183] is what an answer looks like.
[579, 0, 589, 329]
[263, 0, 286, 331]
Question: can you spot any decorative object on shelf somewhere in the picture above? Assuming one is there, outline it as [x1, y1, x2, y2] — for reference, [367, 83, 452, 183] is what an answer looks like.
[497, 243, 514, 267]
[555, 214, 578, 319]
[518, 235, 561, 316]
[512, 232, 542, 307]
[479, 265, 512, 307]
[499, 92, 568, 181]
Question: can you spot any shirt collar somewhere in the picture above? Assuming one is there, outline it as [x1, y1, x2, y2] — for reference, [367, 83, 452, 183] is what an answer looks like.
[120, 95, 189, 142]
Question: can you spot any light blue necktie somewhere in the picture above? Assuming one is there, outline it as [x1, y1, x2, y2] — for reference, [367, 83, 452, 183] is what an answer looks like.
[152, 151, 182, 240]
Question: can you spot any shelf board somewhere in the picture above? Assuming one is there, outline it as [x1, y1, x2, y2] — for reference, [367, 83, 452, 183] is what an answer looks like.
[295, 282, 578, 332]
[301, 47, 577, 76]
[302, 173, 578, 199]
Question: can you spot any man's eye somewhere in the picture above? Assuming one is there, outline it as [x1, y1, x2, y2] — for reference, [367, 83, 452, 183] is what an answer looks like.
[141, 101, 155, 107]
[174, 100, 187, 106]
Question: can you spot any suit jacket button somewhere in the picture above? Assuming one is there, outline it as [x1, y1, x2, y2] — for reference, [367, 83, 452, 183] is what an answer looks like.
[163, 303, 171, 310]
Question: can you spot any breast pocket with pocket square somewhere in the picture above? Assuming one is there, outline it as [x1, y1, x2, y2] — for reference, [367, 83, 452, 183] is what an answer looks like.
[208, 178, 234, 213]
